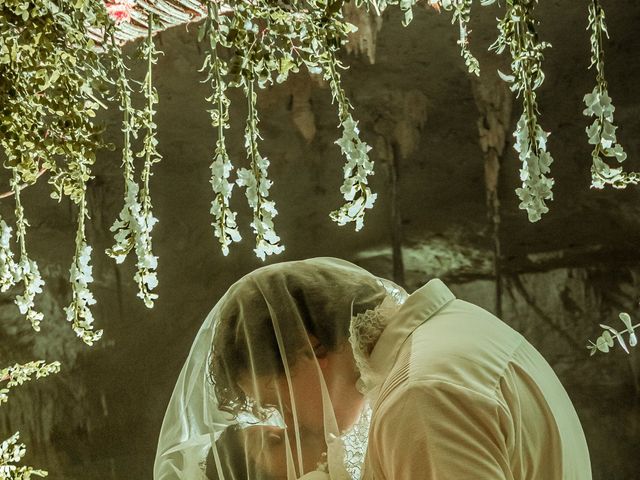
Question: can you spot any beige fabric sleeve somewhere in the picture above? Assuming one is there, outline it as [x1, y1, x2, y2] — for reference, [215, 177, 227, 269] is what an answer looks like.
[366, 379, 513, 480]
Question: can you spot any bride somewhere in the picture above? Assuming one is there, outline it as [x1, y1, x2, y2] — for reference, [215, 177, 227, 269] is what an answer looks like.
[154, 257, 591, 480]
[153, 257, 391, 479]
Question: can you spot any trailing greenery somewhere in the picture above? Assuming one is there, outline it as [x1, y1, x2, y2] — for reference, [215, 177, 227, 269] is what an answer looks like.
[0, 361, 60, 479]
[8, 176, 45, 332]
[324, 52, 376, 231]
[441, 0, 480, 76]
[64, 192, 101, 345]
[0, 0, 638, 345]
[489, 0, 554, 223]
[133, 14, 162, 307]
[583, 0, 638, 189]
[0, 0, 110, 332]
[201, 1, 241, 256]
[588, 312, 639, 355]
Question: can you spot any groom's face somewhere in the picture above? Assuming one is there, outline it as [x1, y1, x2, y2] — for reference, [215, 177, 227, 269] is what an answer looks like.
[239, 352, 326, 433]
[238, 343, 365, 435]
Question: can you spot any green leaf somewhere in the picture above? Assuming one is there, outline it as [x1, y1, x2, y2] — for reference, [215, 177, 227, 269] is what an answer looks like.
[497, 69, 515, 83]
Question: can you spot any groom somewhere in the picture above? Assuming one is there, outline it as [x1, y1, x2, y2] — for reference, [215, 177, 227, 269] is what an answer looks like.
[209, 258, 592, 479]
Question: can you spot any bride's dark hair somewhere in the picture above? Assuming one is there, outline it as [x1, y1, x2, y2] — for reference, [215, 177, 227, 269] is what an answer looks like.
[208, 260, 387, 417]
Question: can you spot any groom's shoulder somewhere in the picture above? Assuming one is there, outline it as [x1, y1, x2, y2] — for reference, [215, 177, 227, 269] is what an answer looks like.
[378, 298, 526, 404]
[409, 298, 525, 376]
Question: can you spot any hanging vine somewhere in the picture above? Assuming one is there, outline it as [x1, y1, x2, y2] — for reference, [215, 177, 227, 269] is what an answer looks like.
[0, 0, 637, 347]
[133, 14, 162, 307]
[0, 360, 60, 479]
[325, 52, 376, 232]
[489, 0, 554, 223]
[584, 0, 638, 189]
[64, 191, 102, 345]
[0, 0, 110, 333]
[201, 1, 241, 256]
[106, 28, 144, 266]
[10, 172, 45, 332]
[588, 312, 639, 355]
[440, 0, 480, 76]
[238, 67, 285, 260]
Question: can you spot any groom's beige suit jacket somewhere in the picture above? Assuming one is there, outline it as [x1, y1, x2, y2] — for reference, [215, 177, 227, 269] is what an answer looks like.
[361, 279, 592, 480]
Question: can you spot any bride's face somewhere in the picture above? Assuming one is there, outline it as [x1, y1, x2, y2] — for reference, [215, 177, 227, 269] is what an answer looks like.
[242, 425, 324, 478]
[242, 425, 288, 479]
[239, 343, 365, 435]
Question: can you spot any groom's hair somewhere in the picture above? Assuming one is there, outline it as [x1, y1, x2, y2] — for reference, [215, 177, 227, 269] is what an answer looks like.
[209, 264, 386, 417]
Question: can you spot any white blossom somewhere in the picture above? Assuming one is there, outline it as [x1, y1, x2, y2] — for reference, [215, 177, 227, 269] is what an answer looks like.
[583, 86, 635, 189]
[210, 140, 242, 256]
[64, 241, 102, 346]
[0, 432, 48, 479]
[583, 2, 637, 190]
[107, 179, 159, 308]
[1, 361, 58, 478]
[1, 433, 26, 467]
[133, 206, 159, 308]
[107, 179, 140, 264]
[330, 114, 377, 231]
[14, 257, 45, 332]
[237, 159, 285, 261]
[0, 219, 20, 292]
[512, 113, 554, 222]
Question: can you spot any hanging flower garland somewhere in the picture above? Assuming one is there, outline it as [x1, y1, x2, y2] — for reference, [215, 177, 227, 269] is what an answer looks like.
[201, 1, 241, 256]
[583, 0, 638, 189]
[64, 189, 102, 345]
[105, 13, 161, 309]
[133, 14, 162, 307]
[9, 174, 45, 332]
[195, 0, 375, 247]
[1, 0, 111, 333]
[361, 0, 554, 222]
[105, 28, 145, 266]
[294, 1, 376, 231]
[0, 0, 637, 344]
[489, 0, 554, 223]
[325, 53, 376, 232]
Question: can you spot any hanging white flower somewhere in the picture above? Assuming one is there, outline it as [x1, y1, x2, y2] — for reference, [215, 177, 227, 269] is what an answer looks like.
[330, 114, 377, 231]
[583, 1, 638, 189]
[0, 431, 49, 478]
[1, 360, 59, 478]
[512, 113, 554, 222]
[107, 179, 159, 308]
[0, 219, 20, 292]
[14, 257, 45, 332]
[107, 179, 141, 264]
[237, 162, 285, 261]
[583, 86, 636, 189]
[64, 241, 102, 346]
[237, 75, 285, 261]
[210, 140, 242, 256]
[133, 205, 159, 308]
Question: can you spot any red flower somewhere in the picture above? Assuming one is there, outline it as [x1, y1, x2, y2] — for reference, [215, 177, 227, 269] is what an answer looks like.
[105, 0, 135, 23]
